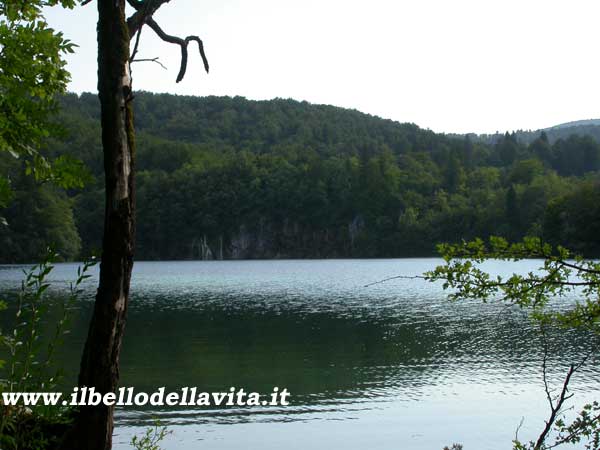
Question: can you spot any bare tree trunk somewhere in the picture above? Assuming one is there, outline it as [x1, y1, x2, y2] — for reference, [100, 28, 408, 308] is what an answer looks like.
[62, 1, 134, 449]
[58, 2, 208, 448]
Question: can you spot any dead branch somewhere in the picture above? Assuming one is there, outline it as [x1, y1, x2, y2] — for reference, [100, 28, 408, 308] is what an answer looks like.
[125, 0, 209, 82]
[146, 17, 209, 82]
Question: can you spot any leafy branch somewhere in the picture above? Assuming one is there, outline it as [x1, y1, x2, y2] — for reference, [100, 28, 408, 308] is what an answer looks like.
[427, 236, 600, 449]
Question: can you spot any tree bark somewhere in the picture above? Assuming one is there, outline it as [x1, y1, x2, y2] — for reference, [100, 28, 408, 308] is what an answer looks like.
[62, 1, 135, 449]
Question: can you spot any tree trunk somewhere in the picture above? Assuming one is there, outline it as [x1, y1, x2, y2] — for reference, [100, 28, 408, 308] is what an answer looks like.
[62, 1, 134, 449]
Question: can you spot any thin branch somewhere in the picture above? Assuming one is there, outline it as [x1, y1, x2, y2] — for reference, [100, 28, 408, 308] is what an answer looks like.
[365, 271, 598, 290]
[364, 275, 426, 287]
[534, 363, 577, 450]
[515, 416, 525, 444]
[541, 333, 554, 412]
[533, 341, 592, 450]
[546, 413, 600, 449]
[130, 26, 143, 62]
[131, 57, 167, 70]
[557, 259, 600, 276]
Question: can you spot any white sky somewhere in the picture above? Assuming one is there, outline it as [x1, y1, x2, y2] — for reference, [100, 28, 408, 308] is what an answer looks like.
[45, 0, 600, 134]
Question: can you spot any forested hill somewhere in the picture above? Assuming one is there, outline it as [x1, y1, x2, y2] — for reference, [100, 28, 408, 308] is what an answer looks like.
[1, 92, 599, 262]
[59, 91, 445, 157]
[471, 119, 600, 146]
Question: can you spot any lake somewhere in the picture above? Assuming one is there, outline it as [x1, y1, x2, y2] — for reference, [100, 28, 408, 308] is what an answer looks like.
[1, 259, 598, 450]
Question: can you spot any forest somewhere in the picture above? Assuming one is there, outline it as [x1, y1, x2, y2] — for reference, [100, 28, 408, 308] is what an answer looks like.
[1, 92, 599, 262]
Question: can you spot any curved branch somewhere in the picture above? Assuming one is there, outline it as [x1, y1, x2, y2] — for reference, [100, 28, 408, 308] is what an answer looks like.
[146, 17, 209, 82]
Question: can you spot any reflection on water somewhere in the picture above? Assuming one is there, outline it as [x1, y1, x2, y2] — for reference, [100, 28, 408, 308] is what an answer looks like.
[1, 259, 599, 450]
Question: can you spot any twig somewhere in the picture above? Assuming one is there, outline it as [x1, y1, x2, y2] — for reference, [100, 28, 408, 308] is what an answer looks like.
[131, 57, 167, 70]
[364, 275, 426, 288]
[515, 416, 525, 443]
[541, 328, 555, 411]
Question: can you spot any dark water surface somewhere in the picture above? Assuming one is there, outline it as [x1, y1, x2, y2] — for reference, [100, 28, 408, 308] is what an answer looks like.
[1, 259, 598, 450]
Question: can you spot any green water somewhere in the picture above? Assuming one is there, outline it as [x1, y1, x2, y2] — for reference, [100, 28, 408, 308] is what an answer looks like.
[1, 259, 598, 450]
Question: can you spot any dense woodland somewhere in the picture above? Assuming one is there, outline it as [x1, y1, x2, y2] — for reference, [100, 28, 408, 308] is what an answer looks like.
[471, 119, 600, 146]
[1, 92, 599, 262]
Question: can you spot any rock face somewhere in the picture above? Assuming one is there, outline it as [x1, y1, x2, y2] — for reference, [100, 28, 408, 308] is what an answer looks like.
[190, 236, 214, 260]
[229, 223, 271, 259]
[188, 217, 362, 260]
[348, 215, 365, 249]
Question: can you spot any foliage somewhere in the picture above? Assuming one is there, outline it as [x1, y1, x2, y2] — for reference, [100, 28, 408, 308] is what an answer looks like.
[426, 236, 600, 331]
[0, 0, 76, 156]
[0, 168, 81, 263]
[0, 249, 96, 450]
[2, 92, 600, 261]
[0, 0, 87, 215]
[130, 420, 172, 450]
[40, 93, 598, 261]
[426, 236, 600, 449]
[473, 123, 600, 151]
[544, 181, 600, 257]
[510, 401, 600, 450]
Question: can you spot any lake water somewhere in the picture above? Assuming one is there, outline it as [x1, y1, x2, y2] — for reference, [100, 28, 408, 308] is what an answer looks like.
[0, 259, 599, 450]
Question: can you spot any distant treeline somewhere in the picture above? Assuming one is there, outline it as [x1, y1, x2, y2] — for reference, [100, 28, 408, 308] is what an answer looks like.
[469, 119, 600, 146]
[1, 92, 599, 262]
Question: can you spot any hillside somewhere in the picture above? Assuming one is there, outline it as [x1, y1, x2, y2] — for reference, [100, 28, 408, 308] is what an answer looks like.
[472, 119, 600, 146]
[549, 119, 600, 129]
[1, 93, 599, 262]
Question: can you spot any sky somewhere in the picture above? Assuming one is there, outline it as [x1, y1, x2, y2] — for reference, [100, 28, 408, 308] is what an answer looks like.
[45, 0, 600, 135]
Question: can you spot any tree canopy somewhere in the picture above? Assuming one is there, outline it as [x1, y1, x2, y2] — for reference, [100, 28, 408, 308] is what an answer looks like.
[1, 93, 599, 262]
[0, 1, 87, 223]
